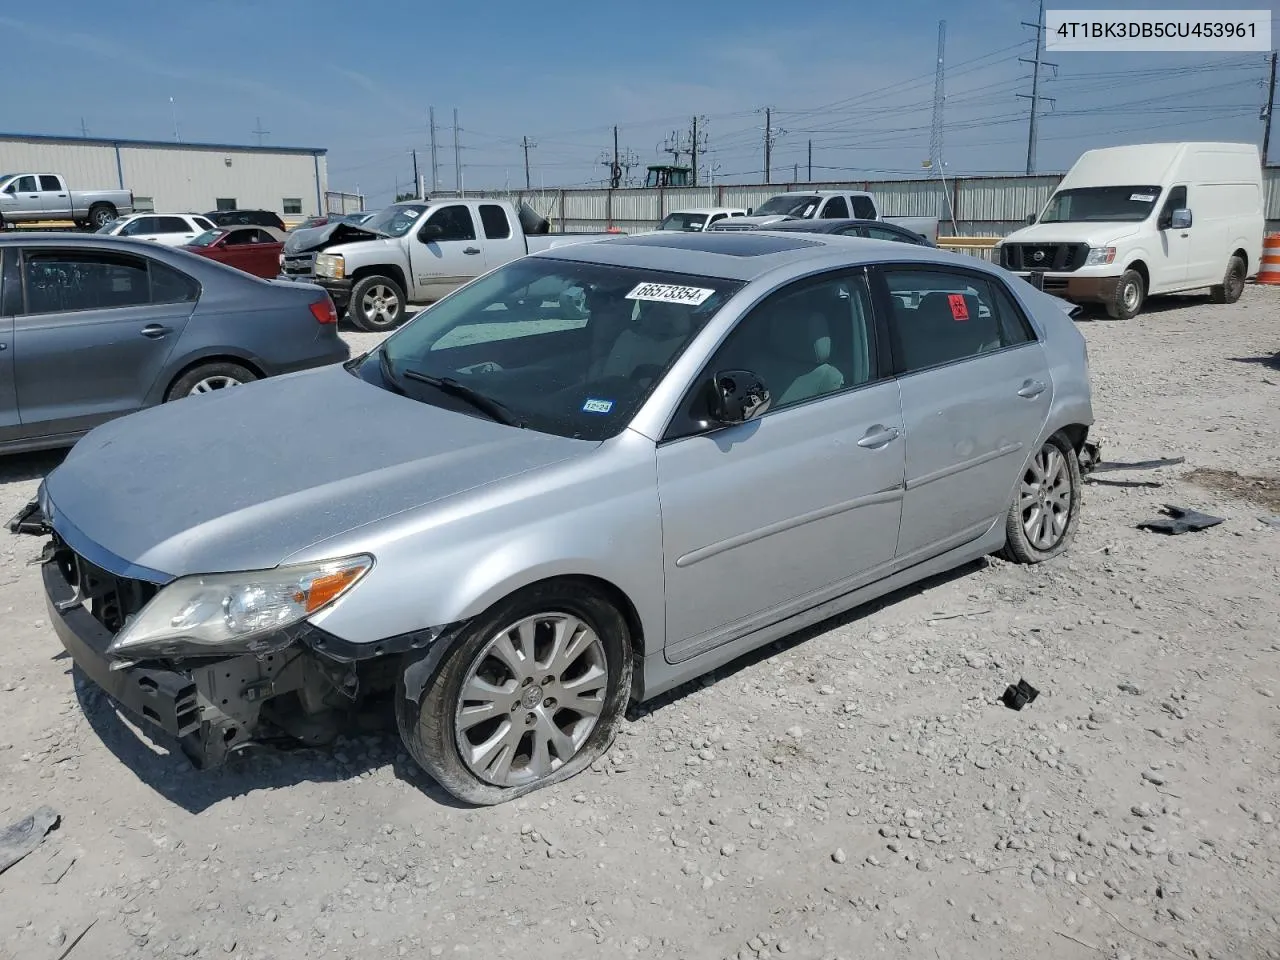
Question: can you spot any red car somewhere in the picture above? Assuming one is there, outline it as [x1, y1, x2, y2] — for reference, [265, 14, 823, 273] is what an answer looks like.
[181, 226, 287, 279]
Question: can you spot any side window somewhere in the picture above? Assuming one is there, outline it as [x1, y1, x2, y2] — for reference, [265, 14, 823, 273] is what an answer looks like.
[478, 204, 511, 240]
[250, 229, 275, 244]
[989, 282, 1037, 347]
[1, 250, 22, 316]
[223, 229, 253, 246]
[866, 225, 912, 244]
[881, 268, 1028, 374]
[15, 176, 38, 193]
[38, 176, 62, 192]
[194, 217, 216, 231]
[851, 196, 877, 219]
[120, 217, 157, 236]
[156, 216, 191, 233]
[708, 213, 726, 226]
[22, 250, 150, 315]
[1158, 186, 1187, 229]
[664, 271, 879, 440]
[835, 225, 866, 237]
[821, 196, 850, 219]
[425, 205, 477, 242]
[150, 261, 200, 305]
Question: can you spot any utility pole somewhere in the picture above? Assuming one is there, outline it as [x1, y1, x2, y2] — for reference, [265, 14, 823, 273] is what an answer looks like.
[521, 136, 537, 190]
[691, 116, 699, 186]
[613, 125, 620, 188]
[807, 140, 812, 181]
[252, 117, 270, 146]
[429, 107, 439, 193]
[1017, 0, 1056, 175]
[764, 107, 772, 184]
[79, 117, 90, 138]
[1263, 51, 1277, 164]
[453, 108, 462, 195]
[411, 149, 420, 198]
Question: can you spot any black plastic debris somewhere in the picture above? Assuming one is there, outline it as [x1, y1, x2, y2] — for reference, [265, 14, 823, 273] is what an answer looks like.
[1092, 456, 1185, 473]
[1137, 504, 1225, 536]
[0, 805, 59, 876]
[7, 498, 47, 536]
[1001, 679, 1040, 711]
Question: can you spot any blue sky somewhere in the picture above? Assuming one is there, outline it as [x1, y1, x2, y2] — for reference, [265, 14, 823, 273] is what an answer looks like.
[3, 0, 1277, 206]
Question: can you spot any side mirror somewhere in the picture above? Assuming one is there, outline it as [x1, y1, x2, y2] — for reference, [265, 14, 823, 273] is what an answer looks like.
[1024, 213, 1036, 225]
[418, 222, 445, 242]
[1170, 208, 1192, 229]
[708, 369, 771, 425]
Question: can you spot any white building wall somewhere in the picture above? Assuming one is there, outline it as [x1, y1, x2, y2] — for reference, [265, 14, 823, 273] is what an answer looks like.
[0, 136, 327, 218]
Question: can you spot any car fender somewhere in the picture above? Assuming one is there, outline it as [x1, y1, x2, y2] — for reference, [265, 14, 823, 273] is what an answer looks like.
[143, 341, 271, 405]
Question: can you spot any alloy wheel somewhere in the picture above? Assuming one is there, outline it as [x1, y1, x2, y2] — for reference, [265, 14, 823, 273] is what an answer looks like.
[361, 284, 401, 327]
[454, 612, 608, 788]
[1019, 443, 1073, 551]
[188, 375, 242, 395]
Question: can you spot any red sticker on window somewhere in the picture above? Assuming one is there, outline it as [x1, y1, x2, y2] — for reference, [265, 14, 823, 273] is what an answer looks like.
[948, 293, 969, 321]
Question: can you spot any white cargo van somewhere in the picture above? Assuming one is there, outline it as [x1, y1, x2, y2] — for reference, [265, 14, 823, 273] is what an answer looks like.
[995, 142, 1263, 319]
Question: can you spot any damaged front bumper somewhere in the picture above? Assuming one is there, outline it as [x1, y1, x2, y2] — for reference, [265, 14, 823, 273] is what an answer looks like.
[17, 502, 447, 769]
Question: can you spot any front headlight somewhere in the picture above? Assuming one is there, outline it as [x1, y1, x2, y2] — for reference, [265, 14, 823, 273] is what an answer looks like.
[315, 253, 345, 279]
[106, 555, 372, 661]
[1084, 246, 1116, 266]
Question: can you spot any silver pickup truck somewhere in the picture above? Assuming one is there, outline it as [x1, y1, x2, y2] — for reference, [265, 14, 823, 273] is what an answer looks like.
[279, 198, 606, 331]
[0, 173, 134, 229]
[717, 190, 939, 243]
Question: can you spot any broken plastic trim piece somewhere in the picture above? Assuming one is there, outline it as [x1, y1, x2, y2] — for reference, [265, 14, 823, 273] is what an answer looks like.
[1091, 455, 1185, 473]
[1001, 679, 1039, 711]
[1137, 504, 1225, 536]
[7, 498, 48, 536]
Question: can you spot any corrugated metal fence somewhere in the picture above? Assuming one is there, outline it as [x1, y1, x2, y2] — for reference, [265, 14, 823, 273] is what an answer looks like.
[445, 167, 1280, 239]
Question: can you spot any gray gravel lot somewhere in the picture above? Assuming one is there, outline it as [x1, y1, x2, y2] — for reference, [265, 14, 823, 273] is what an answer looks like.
[1, 288, 1278, 960]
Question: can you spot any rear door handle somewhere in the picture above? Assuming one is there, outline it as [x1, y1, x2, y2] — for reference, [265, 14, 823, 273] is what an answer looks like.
[1017, 379, 1046, 399]
[140, 324, 171, 339]
[463, 246, 481, 255]
[857, 425, 900, 449]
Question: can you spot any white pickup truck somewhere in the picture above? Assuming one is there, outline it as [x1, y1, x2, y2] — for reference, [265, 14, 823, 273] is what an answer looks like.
[718, 190, 939, 243]
[0, 172, 134, 229]
[279, 198, 605, 331]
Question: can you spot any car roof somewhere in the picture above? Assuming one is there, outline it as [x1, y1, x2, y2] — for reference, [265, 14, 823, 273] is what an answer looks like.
[766, 218, 915, 233]
[533, 229, 970, 282]
[664, 207, 744, 215]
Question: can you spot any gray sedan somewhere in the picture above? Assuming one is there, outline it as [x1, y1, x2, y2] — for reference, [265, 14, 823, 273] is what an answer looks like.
[0, 234, 350, 454]
[28, 230, 1093, 804]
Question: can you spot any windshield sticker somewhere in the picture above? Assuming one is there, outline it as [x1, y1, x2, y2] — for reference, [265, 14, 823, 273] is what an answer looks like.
[582, 398, 614, 414]
[625, 282, 715, 306]
[1130, 193, 1156, 202]
[947, 293, 970, 321]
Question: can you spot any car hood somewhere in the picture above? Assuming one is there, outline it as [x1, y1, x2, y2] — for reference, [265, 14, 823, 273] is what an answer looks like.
[42, 365, 595, 580]
[282, 221, 386, 255]
[1002, 221, 1143, 247]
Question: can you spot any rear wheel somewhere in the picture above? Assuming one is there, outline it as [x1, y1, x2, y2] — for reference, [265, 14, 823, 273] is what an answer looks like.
[165, 361, 258, 401]
[1209, 255, 1246, 304]
[396, 580, 633, 805]
[87, 203, 116, 230]
[1104, 268, 1144, 320]
[999, 433, 1082, 564]
[348, 274, 407, 332]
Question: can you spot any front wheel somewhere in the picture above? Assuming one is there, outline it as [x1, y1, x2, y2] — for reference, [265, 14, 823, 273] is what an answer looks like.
[1104, 268, 1144, 320]
[348, 274, 407, 332]
[1209, 255, 1246, 304]
[396, 581, 633, 805]
[999, 434, 1082, 564]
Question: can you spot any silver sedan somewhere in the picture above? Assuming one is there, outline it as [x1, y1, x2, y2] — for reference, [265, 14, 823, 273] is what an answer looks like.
[32, 229, 1094, 805]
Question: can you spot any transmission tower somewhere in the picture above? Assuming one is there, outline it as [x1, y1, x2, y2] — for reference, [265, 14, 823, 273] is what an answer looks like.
[928, 21, 946, 169]
[1017, 0, 1057, 175]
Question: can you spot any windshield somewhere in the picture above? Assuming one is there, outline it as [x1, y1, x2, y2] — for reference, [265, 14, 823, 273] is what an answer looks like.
[362, 203, 428, 237]
[364, 257, 743, 441]
[658, 213, 709, 232]
[1039, 186, 1163, 223]
[753, 195, 820, 217]
[96, 219, 125, 234]
[187, 229, 223, 247]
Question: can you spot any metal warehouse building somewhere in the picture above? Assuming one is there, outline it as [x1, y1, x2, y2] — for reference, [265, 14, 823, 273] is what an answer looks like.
[0, 132, 328, 219]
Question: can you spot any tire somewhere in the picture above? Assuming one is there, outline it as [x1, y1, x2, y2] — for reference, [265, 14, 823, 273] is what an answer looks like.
[348, 274, 407, 332]
[396, 580, 634, 806]
[1209, 255, 1246, 304]
[999, 433, 1083, 564]
[1104, 268, 1144, 320]
[164, 361, 258, 401]
[87, 203, 116, 230]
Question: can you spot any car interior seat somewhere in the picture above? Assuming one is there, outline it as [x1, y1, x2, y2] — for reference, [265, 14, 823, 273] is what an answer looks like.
[754, 307, 844, 406]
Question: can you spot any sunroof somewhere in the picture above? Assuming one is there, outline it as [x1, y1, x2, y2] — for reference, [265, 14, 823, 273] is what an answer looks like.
[611, 231, 823, 257]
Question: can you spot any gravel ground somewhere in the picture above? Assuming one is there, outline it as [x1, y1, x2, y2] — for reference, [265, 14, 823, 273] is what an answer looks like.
[1, 288, 1278, 960]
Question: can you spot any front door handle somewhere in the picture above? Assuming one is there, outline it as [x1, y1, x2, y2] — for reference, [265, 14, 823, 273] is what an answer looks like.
[140, 324, 171, 339]
[463, 246, 481, 255]
[857, 425, 900, 449]
[1017, 379, 1046, 399]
